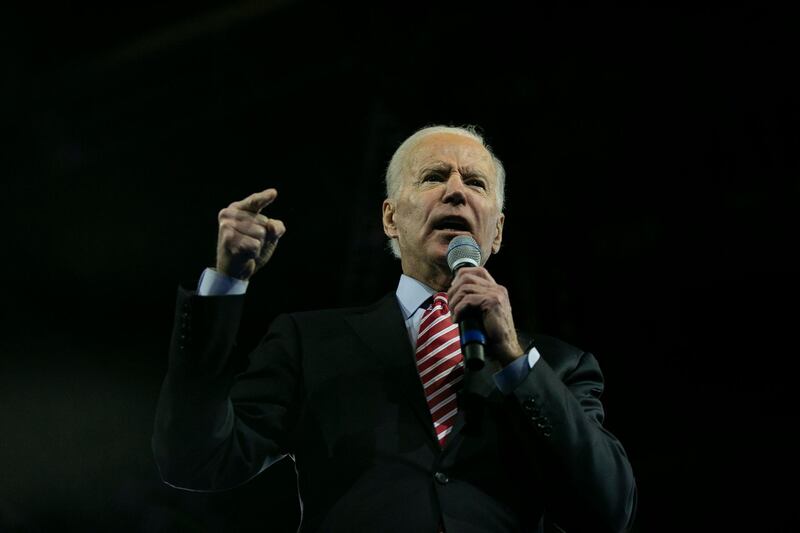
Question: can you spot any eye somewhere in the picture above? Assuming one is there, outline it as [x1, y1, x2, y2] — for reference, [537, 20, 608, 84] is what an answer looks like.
[422, 172, 445, 183]
[466, 178, 487, 189]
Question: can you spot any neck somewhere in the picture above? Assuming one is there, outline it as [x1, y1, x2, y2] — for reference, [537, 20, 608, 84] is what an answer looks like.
[402, 262, 453, 292]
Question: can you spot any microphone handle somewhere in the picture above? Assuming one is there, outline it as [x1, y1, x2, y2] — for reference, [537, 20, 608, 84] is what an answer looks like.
[458, 313, 486, 370]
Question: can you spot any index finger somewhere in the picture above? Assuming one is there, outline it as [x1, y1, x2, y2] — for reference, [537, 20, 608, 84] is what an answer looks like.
[230, 188, 278, 214]
[453, 266, 494, 284]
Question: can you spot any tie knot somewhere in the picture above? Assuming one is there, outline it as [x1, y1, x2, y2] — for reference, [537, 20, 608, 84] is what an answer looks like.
[432, 292, 449, 309]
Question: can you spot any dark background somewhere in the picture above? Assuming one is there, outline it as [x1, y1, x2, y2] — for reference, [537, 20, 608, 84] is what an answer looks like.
[2, 2, 798, 531]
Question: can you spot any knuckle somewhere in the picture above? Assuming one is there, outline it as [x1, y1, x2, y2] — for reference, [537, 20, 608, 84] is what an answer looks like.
[234, 242, 253, 257]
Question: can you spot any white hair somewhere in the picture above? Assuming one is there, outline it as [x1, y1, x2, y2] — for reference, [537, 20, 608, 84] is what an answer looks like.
[384, 124, 506, 258]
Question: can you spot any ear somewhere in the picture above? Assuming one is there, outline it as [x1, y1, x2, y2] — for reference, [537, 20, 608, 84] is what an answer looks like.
[491, 213, 505, 254]
[382, 199, 398, 238]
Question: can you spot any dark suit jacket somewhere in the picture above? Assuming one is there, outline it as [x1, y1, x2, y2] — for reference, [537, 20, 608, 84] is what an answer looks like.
[153, 287, 636, 532]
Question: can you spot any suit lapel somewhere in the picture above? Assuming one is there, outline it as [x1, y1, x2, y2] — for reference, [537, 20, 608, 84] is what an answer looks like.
[345, 293, 439, 445]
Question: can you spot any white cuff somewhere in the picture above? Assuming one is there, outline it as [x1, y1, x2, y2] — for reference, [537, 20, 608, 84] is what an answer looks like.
[493, 346, 541, 394]
[197, 268, 249, 296]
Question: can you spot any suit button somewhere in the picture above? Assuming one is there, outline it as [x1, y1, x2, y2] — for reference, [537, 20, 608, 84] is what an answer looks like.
[523, 397, 536, 412]
[434, 472, 449, 485]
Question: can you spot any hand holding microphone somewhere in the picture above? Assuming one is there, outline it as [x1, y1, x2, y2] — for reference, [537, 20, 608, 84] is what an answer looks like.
[447, 236, 487, 370]
[447, 235, 524, 370]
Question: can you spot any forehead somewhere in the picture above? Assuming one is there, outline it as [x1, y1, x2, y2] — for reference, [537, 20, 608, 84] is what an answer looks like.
[405, 132, 495, 175]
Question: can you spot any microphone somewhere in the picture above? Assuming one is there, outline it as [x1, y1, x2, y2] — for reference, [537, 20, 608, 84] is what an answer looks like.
[447, 235, 486, 371]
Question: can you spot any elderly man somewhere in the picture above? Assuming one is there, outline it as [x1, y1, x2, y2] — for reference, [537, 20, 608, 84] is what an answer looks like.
[153, 125, 637, 532]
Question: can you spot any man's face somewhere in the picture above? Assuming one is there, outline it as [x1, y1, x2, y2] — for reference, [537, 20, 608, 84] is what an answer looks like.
[382, 132, 505, 277]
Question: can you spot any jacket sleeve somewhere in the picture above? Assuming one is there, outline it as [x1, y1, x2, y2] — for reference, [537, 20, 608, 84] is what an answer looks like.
[151, 285, 302, 491]
[510, 337, 637, 532]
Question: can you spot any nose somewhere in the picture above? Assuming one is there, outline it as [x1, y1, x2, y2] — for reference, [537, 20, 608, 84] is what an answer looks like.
[442, 172, 467, 205]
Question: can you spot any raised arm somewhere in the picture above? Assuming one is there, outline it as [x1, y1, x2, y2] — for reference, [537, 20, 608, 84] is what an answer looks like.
[152, 188, 297, 491]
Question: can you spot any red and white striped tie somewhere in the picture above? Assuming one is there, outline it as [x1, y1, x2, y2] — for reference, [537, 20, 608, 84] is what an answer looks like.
[415, 292, 465, 447]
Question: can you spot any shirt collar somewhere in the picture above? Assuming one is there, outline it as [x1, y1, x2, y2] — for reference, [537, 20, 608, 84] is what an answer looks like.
[396, 274, 436, 320]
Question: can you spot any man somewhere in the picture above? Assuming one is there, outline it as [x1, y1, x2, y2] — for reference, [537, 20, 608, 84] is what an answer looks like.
[153, 125, 637, 532]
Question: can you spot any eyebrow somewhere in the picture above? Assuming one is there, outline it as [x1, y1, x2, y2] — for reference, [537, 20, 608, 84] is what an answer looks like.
[420, 161, 490, 179]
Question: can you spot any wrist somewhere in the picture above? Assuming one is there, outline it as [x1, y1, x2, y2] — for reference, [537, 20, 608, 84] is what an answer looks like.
[215, 262, 251, 282]
[495, 338, 524, 368]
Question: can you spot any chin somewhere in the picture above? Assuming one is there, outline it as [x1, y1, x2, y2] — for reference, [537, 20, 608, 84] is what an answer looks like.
[420, 241, 448, 263]
[435, 230, 473, 244]
[421, 232, 478, 265]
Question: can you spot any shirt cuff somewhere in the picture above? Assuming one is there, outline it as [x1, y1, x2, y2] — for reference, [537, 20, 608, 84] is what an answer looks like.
[493, 347, 541, 394]
[197, 267, 249, 296]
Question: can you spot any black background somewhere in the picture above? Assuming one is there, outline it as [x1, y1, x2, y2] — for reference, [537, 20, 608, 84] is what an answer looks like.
[2, 3, 798, 531]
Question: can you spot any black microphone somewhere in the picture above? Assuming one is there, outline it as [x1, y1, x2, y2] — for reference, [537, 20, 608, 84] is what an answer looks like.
[447, 236, 486, 371]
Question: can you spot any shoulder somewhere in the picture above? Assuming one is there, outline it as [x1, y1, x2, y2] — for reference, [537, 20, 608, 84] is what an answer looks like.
[268, 293, 401, 351]
[529, 333, 601, 377]
[533, 333, 585, 360]
[285, 292, 398, 325]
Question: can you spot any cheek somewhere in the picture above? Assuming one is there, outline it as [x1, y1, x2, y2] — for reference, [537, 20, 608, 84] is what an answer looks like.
[395, 202, 419, 235]
[399, 198, 426, 221]
[481, 215, 501, 241]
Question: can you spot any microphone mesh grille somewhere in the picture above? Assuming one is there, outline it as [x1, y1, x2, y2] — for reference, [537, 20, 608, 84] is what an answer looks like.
[447, 235, 482, 271]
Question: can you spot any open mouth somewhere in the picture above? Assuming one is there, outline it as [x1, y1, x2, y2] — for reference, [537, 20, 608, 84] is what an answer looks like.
[432, 216, 471, 233]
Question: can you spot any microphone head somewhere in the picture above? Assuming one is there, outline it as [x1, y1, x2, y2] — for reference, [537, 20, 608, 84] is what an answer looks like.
[447, 235, 482, 272]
